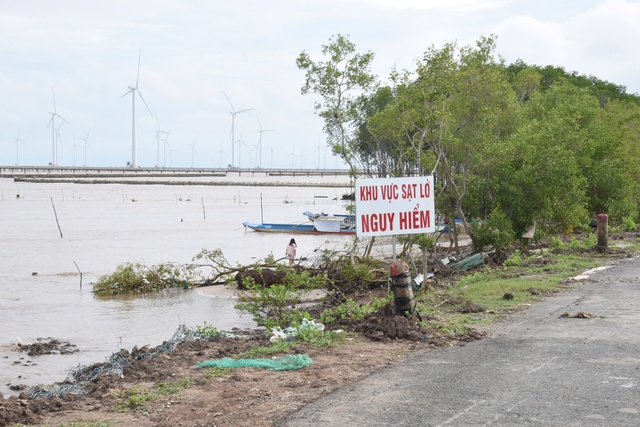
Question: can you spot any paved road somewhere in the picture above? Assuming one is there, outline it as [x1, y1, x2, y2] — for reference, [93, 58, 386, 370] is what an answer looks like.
[280, 256, 640, 426]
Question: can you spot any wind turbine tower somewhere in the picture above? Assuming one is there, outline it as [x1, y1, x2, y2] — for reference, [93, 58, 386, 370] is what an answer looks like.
[14, 129, 25, 166]
[188, 138, 197, 168]
[223, 92, 253, 168]
[121, 49, 153, 168]
[79, 129, 91, 166]
[47, 87, 69, 166]
[256, 117, 273, 169]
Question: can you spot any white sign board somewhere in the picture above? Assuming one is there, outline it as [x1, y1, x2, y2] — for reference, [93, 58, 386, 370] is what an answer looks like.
[355, 176, 435, 237]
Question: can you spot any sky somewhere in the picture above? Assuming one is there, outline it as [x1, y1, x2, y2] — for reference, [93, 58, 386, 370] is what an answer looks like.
[1, 0, 639, 169]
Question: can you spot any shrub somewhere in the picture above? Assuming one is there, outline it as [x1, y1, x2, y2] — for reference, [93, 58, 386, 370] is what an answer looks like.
[470, 209, 515, 255]
[622, 215, 637, 232]
[93, 262, 196, 296]
[234, 267, 327, 330]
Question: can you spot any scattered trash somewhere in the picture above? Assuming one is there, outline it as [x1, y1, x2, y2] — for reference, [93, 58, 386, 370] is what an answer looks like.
[270, 319, 325, 342]
[411, 273, 434, 292]
[449, 253, 483, 271]
[560, 312, 606, 319]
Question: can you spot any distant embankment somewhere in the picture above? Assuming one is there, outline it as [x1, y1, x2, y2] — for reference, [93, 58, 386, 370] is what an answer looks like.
[1, 166, 354, 187]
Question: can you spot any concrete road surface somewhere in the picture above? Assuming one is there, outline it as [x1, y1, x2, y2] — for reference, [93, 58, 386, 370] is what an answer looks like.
[280, 256, 640, 426]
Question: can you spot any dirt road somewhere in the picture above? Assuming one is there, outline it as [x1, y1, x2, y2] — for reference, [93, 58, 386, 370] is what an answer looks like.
[280, 256, 640, 426]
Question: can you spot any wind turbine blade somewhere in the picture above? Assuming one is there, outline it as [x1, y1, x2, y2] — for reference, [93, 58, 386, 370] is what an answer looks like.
[120, 89, 133, 98]
[237, 108, 254, 114]
[137, 89, 153, 116]
[223, 91, 235, 111]
[52, 87, 57, 112]
[58, 114, 70, 125]
[136, 49, 142, 88]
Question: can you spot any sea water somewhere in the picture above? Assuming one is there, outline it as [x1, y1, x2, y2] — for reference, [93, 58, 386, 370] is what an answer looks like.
[0, 176, 352, 396]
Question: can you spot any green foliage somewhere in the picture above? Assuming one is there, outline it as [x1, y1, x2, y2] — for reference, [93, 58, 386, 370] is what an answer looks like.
[263, 252, 276, 264]
[296, 33, 377, 172]
[294, 327, 346, 347]
[195, 321, 225, 339]
[93, 262, 196, 296]
[237, 341, 294, 359]
[622, 215, 638, 232]
[320, 295, 392, 324]
[340, 261, 374, 284]
[234, 268, 327, 330]
[192, 248, 237, 283]
[550, 235, 597, 252]
[155, 378, 192, 395]
[469, 209, 515, 253]
[114, 379, 191, 412]
[203, 367, 233, 378]
[504, 250, 523, 267]
[448, 254, 599, 313]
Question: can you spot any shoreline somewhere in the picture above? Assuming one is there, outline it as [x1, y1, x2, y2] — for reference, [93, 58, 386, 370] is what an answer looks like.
[12, 177, 353, 187]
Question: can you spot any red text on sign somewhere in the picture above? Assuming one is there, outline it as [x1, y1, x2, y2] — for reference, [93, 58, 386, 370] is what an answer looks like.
[399, 209, 431, 230]
[360, 212, 395, 233]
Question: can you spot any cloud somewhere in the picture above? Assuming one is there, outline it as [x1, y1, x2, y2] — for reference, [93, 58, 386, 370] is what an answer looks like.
[495, 0, 640, 92]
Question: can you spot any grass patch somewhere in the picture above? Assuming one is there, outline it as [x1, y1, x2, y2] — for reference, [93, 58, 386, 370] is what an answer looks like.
[204, 366, 234, 378]
[236, 341, 295, 359]
[415, 251, 606, 331]
[114, 378, 192, 412]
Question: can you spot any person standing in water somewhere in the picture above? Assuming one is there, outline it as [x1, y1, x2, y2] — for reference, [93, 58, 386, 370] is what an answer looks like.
[285, 238, 297, 266]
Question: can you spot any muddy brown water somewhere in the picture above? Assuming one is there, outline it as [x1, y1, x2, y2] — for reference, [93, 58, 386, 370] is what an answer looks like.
[0, 177, 353, 396]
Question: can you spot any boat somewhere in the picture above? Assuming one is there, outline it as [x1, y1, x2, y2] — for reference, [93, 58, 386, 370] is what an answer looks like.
[242, 221, 356, 235]
[303, 211, 356, 231]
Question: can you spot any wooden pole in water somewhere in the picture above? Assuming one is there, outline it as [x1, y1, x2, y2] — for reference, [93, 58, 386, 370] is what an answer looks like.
[201, 196, 206, 220]
[260, 193, 264, 223]
[50, 197, 63, 238]
[73, 261, 83, 289]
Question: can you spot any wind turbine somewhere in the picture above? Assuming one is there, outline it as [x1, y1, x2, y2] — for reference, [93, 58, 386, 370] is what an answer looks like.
[72, 143, 82, 166]
[14, 129, 25, 166]
[47, 87, 69, 166]
[161, 130, 172, 167]
[236, 127, 245, 167]
[256, 117, 273, 169]
[217, 147, 225, 168]
[223, 92, 253, 168]
[121, 49, 153, 168]
[188, 138, 197, 168]
[79, 129, 91, 166]
[153, 115, 170, 167]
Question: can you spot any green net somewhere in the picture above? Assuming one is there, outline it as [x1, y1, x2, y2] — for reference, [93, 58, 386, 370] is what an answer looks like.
[195, 354, 312, 371]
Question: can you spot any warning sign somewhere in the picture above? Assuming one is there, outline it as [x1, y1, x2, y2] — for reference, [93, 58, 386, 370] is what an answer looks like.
[355, 176, 435, 237]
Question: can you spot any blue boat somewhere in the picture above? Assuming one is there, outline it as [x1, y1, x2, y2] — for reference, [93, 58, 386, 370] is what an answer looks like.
[242, 221, 356, 235]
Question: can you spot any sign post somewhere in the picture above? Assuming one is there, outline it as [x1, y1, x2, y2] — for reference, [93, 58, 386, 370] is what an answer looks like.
[355, 176, 435, 318]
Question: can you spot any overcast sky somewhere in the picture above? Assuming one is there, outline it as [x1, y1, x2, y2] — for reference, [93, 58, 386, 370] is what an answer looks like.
[1, 0, 638, 169]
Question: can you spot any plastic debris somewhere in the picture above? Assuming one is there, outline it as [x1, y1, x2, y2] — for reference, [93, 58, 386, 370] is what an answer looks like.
[196, 354, 312, 371]
[269, 319, 325, 342]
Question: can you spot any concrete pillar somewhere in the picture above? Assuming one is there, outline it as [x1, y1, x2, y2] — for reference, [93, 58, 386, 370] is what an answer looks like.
[596, 213, 608, 252]
[389, 261, 416, 318]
